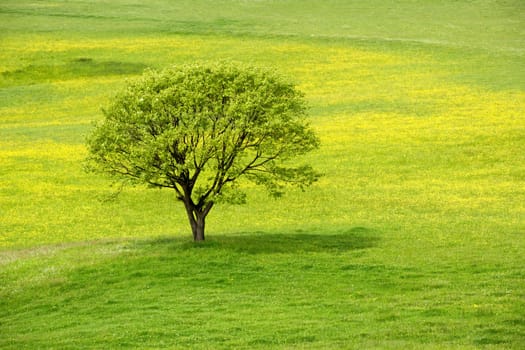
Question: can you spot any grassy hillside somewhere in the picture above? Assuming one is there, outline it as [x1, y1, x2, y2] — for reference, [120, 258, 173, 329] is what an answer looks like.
[1, 0, 524, 348]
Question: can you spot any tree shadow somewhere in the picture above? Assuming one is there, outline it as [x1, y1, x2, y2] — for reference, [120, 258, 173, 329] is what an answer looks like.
[147, 227, 380, 254]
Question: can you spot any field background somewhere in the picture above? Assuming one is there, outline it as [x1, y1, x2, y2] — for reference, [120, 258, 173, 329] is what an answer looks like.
[1, 0, 524, 348]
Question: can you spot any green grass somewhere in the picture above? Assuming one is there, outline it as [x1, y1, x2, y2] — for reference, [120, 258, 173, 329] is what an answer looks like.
[1, 0, 524, 348]
[2, 234, 524, 349]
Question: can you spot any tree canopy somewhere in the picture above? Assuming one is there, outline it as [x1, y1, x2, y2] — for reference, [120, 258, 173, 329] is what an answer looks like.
[86, 62, 320, 241]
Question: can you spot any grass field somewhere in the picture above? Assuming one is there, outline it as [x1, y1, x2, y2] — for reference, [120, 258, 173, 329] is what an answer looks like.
[1, 0, 524, 348]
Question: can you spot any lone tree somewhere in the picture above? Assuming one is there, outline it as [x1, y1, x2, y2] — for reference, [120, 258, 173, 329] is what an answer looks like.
[86, 62, 320, 241]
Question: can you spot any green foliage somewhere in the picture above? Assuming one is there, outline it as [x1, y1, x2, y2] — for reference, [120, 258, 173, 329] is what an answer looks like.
[86, 62, 320, 239]
[87, 63, 319, 199]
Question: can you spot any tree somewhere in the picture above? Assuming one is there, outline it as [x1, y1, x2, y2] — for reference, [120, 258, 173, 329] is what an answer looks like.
[86, 62, 320, 241]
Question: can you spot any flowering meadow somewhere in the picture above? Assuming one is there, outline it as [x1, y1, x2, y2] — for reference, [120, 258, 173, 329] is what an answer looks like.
[1, 1, 524, 348]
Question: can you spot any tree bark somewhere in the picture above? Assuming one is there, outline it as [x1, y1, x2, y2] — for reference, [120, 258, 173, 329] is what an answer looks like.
[182, 197, 210, 241]
[193, 213, 205, 241]
[179, 182, 214, 241]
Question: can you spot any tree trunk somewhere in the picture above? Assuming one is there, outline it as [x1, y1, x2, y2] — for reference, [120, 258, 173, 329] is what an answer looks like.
[179, 180, 214, 241]
[193, 212, 205, 241]
[182, 197, 211, 242]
